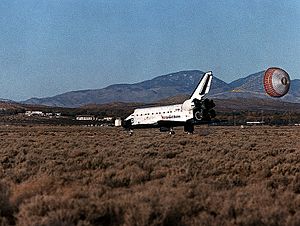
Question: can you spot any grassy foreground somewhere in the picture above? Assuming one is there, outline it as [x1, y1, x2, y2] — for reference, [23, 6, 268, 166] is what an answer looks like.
[0, 125, 300, 226]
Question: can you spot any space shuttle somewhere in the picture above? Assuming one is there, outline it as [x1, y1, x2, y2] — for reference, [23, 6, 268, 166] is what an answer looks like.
[123, 71, 216, 134]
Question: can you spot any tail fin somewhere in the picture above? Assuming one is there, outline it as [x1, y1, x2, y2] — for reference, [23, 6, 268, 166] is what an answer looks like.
[190, 71, 213, 100]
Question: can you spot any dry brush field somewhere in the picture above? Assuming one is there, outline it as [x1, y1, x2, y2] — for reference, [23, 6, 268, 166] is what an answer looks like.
[0, 125, 300, 226]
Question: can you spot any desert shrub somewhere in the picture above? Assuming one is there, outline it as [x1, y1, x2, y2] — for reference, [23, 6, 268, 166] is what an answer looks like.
[103, 165, 150, 188]
[0, 181, 14, 225]
[291, 175, 300, 194]
[163, 152, 178, 159]
[286, 214, 300, 226]
[266, 175, 290, 191]
[10, 175, 55, 208]
[178, 140, 187, 146]
[1, 125, 300, 225]
[17, 195, 103, 226]
[259, 167, 272, 178]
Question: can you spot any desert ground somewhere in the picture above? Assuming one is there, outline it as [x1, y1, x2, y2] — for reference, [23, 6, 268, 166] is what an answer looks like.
[0, 125, 299, 226]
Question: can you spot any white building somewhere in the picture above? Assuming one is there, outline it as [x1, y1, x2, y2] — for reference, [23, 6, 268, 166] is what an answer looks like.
[25, 111, 44, 117]
[115, 118, 122, 127]
[98, 117, 113, 122]
[76, 115, 96, 121]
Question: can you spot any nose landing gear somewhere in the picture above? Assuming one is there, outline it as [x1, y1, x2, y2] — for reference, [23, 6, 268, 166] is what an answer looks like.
[159, 127, 175, 134]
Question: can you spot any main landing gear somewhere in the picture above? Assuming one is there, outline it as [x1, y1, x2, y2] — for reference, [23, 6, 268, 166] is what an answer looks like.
[184, 124, 194, 134]
[169, 128, 175, 135]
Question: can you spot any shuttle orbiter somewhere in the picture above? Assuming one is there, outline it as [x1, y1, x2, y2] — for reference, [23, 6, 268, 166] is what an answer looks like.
[123, 71, 216, 134]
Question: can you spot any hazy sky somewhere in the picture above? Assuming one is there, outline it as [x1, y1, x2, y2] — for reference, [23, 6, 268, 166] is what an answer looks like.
[0, 0, 299, 100]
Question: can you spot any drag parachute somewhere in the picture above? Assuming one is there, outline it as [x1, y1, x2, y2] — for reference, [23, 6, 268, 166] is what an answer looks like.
[263, 67, 290, 97]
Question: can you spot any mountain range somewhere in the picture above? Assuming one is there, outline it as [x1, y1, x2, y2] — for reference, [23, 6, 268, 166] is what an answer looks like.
[23, 70, 300, 108]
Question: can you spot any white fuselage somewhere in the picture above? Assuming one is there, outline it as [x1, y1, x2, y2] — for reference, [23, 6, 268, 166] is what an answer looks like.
[125, 103, 193, 126]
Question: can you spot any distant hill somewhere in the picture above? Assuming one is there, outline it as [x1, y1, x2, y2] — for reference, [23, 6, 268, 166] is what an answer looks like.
[23, 70, 300, 107]
[210, 71, 300, 103]
[0, 98, 16, 103]
[283, 79, 300, 103]
[229, 71, 265, 92]
[0, 101, 23, 110]
[79, 97, 300, 121]
[23, 70, 231, 107]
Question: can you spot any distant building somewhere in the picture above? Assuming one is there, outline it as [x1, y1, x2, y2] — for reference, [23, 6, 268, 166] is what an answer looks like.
[103, 117, 113, 121]
[98, 116, 113, 122]
[76, 115, 96, 121]
[115, 118, 122, 127]
[25, 111, 44, 117]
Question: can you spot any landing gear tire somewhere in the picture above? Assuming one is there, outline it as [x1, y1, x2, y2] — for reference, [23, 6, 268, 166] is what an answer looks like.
[184, 124, 194, 134]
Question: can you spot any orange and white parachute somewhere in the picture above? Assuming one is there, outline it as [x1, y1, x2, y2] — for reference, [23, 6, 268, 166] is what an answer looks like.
[263, 67, 290, 97]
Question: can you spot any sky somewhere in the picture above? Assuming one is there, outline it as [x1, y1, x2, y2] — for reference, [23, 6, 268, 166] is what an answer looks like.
[0, 0, 299, 101]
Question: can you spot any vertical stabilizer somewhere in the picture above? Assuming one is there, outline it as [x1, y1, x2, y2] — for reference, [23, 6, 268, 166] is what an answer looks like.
[190, 71, 213, 100]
